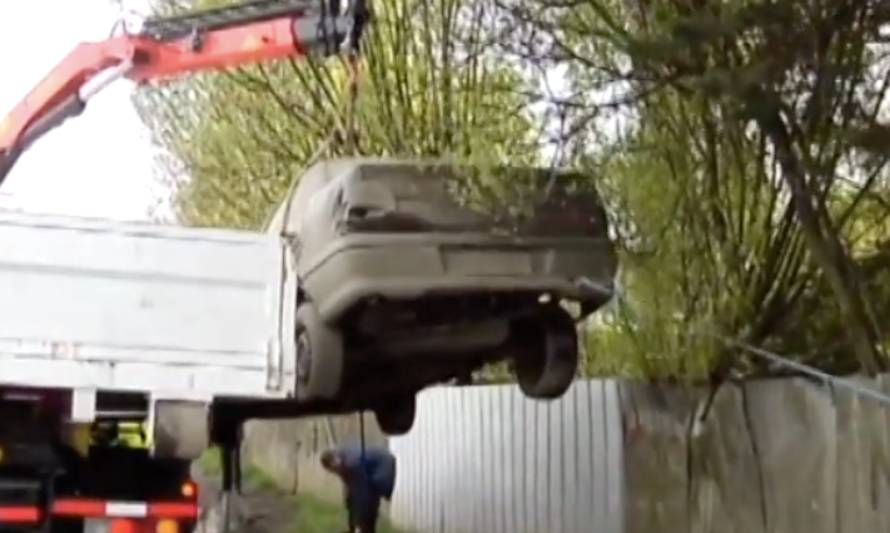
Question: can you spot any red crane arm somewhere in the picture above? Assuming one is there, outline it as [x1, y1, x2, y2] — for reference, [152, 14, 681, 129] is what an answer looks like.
[0, 0, 369, 184]
[0, 40, 135, 155]
[128, 17, 307, 82]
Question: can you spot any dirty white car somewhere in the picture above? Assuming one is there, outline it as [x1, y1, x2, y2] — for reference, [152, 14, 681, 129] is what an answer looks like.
[267, 158, 617, 434]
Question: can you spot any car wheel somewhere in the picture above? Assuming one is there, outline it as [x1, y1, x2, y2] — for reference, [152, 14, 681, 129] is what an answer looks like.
[513, 305, 579, 400]
[374, 395, 416, 436]
[295, 302, 344, 401]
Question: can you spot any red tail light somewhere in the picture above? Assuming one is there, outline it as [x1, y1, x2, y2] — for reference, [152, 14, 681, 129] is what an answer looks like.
[53, 499, 106, 517]
[109, 518, 140, 533]
[0, 505, 40, 523]
[147, 502, 198, 519]
[180, 480, 198, 499]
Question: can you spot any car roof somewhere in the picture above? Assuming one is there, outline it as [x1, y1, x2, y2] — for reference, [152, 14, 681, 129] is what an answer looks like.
[264, 157, 595, 233]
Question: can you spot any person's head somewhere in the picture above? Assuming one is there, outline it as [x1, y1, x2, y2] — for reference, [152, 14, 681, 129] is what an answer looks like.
[320, 449, 342, 473]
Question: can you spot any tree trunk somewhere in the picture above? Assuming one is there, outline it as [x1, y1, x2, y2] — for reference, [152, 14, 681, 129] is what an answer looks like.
[755, 109, 884, 373]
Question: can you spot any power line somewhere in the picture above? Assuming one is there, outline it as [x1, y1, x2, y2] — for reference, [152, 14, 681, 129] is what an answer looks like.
[706, 332, 890, 409]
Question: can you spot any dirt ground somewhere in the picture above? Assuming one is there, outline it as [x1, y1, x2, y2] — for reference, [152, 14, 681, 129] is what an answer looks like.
[193, 468, 301, 533]
[189, 456, 408, 533]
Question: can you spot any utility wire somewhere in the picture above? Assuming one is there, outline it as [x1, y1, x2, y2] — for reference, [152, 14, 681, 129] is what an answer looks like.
[704, 332, 890, 409]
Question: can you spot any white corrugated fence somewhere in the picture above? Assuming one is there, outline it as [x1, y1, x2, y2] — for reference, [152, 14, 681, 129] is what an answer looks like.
[388, 381, 624, 533]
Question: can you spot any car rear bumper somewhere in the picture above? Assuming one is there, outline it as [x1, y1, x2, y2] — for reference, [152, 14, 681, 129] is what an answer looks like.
[299, 233, 617, 323]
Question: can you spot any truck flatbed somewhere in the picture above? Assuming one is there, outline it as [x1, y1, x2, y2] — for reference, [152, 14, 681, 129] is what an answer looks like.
[0, 208, 296, 402]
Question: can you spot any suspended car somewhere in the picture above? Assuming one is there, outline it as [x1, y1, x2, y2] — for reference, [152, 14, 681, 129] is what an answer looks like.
[267, 158, 618, 434]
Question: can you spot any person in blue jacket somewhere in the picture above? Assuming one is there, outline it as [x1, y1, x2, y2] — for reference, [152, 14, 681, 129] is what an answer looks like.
[320, 444, 397, 533]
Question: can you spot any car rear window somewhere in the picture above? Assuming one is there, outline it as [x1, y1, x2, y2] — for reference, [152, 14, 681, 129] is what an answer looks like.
[344, 163, 609, 238]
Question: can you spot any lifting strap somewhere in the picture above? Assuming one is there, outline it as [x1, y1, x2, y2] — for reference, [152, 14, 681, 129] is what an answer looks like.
[276, 25, 365, 240]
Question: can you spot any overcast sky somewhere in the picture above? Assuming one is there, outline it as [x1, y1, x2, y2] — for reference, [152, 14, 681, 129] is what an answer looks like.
[0, 0, 161, 221]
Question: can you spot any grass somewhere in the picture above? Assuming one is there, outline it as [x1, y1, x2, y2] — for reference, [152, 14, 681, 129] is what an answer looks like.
[197, 446, 222, 477]
[292, 490, 410, 533]
[289, 491, 342, 533]
[195, 446, 411, 532]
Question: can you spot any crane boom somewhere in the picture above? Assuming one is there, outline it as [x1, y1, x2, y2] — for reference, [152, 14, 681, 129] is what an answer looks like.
[0, 0, 369, 185]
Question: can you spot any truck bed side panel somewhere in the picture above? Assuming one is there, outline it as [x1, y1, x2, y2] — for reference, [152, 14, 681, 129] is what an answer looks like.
[0, 211, 291, 400]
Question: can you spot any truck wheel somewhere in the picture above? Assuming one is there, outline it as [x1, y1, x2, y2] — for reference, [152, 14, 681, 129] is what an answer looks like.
[513, 305, 579, 400]
[374, 395, 416, 436]
[295, 302, 344, 401]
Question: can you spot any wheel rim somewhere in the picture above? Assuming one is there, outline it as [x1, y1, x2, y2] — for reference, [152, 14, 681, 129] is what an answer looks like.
[296, 330, 312, 385]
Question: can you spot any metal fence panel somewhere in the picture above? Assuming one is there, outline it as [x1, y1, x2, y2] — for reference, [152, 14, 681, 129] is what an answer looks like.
[386, 376, 890, 533]
[389, 381, 623, 533]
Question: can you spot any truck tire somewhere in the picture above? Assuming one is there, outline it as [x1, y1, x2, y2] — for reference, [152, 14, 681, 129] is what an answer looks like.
[50, 518, 83, 533]
[513, 305, 579, 399]
[374, 394, 416, 436]
[153, 401, 209, 460]
[295, 302, 344, 401]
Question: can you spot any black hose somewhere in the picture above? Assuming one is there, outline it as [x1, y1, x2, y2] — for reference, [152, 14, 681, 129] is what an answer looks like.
[0, 147, 21, 188]
[0, 95, 86, 187]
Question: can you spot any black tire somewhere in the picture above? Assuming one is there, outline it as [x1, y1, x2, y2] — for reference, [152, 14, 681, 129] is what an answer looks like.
[374, 395, 416, 436]
[295, 302, 344, 400]
[513, 305, 579, 399]
[50, 518, 84, 533]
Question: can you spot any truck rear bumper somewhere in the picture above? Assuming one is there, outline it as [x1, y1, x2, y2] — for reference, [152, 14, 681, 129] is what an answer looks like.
[0, 495, 198, 530]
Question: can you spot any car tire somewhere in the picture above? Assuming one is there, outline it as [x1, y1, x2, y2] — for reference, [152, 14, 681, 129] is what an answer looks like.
[374, 395, 416, 436]
[513, 305, 579, 400]
[295, 302, 344, 401]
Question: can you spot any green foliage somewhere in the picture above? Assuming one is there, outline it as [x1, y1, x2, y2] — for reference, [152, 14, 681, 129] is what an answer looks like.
[197, 446, 222, 476]
[137, 0, 890, 378]
[289, 491, 344, 533]
[501, 0, 890, 376]
[136, 0, 538, 229]
[583, 93, 813, 378]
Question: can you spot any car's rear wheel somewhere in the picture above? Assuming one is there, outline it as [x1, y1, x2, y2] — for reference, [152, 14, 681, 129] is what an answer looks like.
[374, 394, 416, 436]
[295, 302, 344, 400]
[513, 305, 579, 399]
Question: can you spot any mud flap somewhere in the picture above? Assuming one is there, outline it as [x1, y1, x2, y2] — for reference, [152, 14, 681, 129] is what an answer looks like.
[152, 401, 209, 461]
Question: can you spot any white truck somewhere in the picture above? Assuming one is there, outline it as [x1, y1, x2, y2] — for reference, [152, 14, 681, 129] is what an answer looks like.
[0, 1, 370, 531]
[0, 206, 301, 532]
[0, 206, 299, 442]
